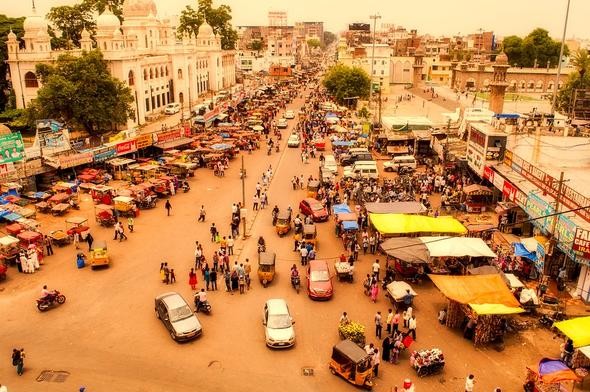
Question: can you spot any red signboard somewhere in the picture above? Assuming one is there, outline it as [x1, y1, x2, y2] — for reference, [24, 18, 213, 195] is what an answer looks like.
[573, 228, 590, 259]
[115, 139, 137, 155]
[204, 106, 220, 122]
[483, 166, 494, 182]
[154, 129, 182, 144]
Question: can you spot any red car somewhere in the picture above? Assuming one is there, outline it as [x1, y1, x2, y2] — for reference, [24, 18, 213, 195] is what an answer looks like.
[313, 139, 326, 151]
[299, 198, 328, 222]
[306, 260, 333, 300]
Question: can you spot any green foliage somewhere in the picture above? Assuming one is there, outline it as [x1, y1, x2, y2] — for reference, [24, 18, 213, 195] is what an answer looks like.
[323, 64, 371, 105]
[557, 50, 590, 115]
[503, 28, 567, 67]
[178, 0, 238, 50]
[249, 39, 264, 53]
[357, 106, 370, 119]
[323, 31, 337, 47]
[28, 50, 134, 135]
[307, 38, 321, 49]
[0, 14, 25, 112]
[338, 321, 365, 346]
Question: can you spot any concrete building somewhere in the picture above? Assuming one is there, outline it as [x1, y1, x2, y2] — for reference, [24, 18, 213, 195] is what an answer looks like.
[6, 0, 236, 128]
[295, 22, 324, 46]
[337, 43, 393, 93]
[268, 11, 288, 27]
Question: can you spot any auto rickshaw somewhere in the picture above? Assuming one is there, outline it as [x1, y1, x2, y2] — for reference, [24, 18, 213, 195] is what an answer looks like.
[257, 251, 276, 288]
[306, 180, 320, 199]
[302, 224, 318, 249]
[113, 196, 138, 218]
[95, 204, 116, 227]
[65, 217, 90, 237]
[89, 240, 109, 269]
[329, 339, 374, 390]
[275, 211, 292, 236]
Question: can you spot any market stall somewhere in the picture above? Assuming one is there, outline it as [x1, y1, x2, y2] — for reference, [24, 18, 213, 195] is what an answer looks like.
[429, 274, 523, 345]
[364, 202, 427, 215]
[462, 184, 494, 213]
[369, 214, 467, 237]
[524, 358, 580, 392]
[554, 317, 590, 369]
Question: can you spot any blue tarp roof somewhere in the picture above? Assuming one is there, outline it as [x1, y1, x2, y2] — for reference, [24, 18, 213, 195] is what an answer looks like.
[513, 242, 537, 261]
[0, 210, 11, 218]
[325, 112, 339, 118]
[210, 143, 232, 150]
[333, 204, 351, 214]
[3, 212, 22, 222]
[342, 221, 359, 231]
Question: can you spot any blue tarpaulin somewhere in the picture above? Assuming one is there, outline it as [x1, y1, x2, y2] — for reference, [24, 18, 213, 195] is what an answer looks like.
[513, 242, 537, 261]
[325, 112, 339, 118]
[3, 212, 22, 222]
[342, 221, 359, 231]
[0, 210, 11, 218]
[210, 143, 232, 150]
[333, 204, 351, 214]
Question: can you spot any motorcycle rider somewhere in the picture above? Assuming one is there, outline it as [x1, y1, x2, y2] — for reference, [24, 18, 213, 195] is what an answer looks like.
[195, 288, 208, 312]
[40, 285, 54, 302]
[257, 236, 266, 252]
[290, 264, 300, 288]
[271, 205, 280, 225]
[293, 215, 302, 233]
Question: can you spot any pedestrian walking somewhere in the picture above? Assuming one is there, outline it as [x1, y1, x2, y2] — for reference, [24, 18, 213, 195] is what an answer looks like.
[13, 348, 24, 376]
[165, 200, 172, 216]
[127, 216, 134, 232]
[204, 268, 211, 290]
[372, 259, 380, 281]
[11, 348, 20, 374]
[113, 221, 119, 240]
[189, 268, 197, 290]
[86, 232, 94, 252]
[169, 269, 176, 283]
[73, 232, 80, 249]
[370, 282, 379, 303]
[465, 374, 476, 392]
[386, 308, 393, 335]
[408, 315, 417, 341]
[198, 205, 206, 222]
[44, 235, 53, 256]
[163, 262, 170, 284]
[0, 382, 8, 392]
[117, 224, 127, 241]
[224, 269, 232, 293]
[210, 223, 217, 242]
[375, 311, 383, 339]
[372, 349, 380, 377]
[253, 194, 259, 210]
[227, 236, 234, 255]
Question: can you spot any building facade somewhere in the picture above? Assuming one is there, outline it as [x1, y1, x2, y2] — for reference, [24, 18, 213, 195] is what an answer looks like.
[6, 0, 236, 128]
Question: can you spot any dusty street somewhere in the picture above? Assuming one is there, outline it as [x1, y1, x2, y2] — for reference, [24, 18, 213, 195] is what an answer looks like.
[0, 92, 566, 392]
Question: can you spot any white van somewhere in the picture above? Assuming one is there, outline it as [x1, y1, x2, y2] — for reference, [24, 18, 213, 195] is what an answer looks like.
[322, 155, 338, 175]
[343, 161, 379, 179]
[383, 155, 417, 172]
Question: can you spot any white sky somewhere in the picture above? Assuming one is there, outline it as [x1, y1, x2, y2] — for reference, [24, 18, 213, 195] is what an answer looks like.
[5, 0, 589, 40]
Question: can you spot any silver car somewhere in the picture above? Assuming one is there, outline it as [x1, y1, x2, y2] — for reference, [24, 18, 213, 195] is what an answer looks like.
[263, 298, 295, 348]
[155, 292, 202, 341]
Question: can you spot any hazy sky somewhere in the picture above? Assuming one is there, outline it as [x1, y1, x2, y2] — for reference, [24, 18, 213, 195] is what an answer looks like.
[5, 0, 589, 39]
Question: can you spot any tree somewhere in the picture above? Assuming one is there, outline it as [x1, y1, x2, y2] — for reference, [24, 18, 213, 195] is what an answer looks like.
[178, 0, 238, 50]
[503, 29, 567, 67]
[27, 50, 134, 135]
[0, 14, 25, 112]
[307, 38, 321, 50]
[323, 64, 371, 105]
[556, 49, 590, 114]
[323, 31, 337, 47]
[47, 0, 123, 49]
[249, 39, 264, 55]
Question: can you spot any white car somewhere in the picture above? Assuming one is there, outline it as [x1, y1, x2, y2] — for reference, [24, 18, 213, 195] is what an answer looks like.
[284, 110, 295, 119]
[287, 133, 301, 147]
[164, 103, 181, 115]
[263, 299, 295, 348]
[277, 118, 289, 129]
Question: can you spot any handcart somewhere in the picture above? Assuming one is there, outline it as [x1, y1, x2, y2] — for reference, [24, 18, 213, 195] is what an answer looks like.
[48, 230, 71, 247]
[409, 348, 445, 377]
[334, 262, 353, 283]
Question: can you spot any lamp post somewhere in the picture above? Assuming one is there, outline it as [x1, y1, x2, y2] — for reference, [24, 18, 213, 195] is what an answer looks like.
[551, 0, 571, 115]
[369, 13, 381, 119]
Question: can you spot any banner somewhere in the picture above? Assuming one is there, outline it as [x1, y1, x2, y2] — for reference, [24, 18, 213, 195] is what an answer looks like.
[153, 129, 181, 144]
[574, 228, 590, 259]
[0, 133, 26, 164]
[93, 148, 116, 162]
[58, 152, 94, 169]
[115, 140, 137, 155]
[136, 134, 153, 149]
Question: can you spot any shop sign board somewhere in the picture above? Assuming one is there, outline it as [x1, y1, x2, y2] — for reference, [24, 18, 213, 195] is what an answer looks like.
[135, 134, 153, 149]
[573, 228, 590, 259]
[0, 133, 26, 164]
[115, 140, 138, 156]
[59, 152, 94, 169]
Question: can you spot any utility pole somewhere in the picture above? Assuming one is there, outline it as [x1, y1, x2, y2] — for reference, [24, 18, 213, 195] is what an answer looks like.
[378, 78, 383, 126]
[241, 155, 246, 240]
[369, 13, 381, 119]
[551, 0, 571, 115]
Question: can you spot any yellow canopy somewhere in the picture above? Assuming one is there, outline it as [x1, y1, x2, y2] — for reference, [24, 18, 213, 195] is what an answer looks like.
[429, 274, 522, 315]
[369, 213, 467, 235]
[553, 317, 590, 348]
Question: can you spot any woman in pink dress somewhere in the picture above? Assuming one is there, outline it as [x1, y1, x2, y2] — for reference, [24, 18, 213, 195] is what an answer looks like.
[370, 282, 379, 303]
[188, 268, 198, 290]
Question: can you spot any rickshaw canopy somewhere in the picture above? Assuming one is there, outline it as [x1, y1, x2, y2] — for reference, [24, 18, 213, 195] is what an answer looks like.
[303, 224, 316, 236]
[342, 221, 359, 231]
[91, 240, 108, 251]
[332, 339, 370, 364]
[113, 196, 134, 204]
[0, 235, 19, 246]
[307, 180, 320, 190]
[66, 216, 88, 226]
[258, 252, 276, 266]
[277, 211, 291, 221]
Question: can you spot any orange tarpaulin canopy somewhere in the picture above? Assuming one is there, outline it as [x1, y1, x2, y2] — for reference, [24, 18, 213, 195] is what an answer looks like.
[429, 274, 522, 314]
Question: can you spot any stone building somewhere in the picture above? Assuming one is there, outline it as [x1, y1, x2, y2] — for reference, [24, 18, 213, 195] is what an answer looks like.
[6, 0, 236, 128]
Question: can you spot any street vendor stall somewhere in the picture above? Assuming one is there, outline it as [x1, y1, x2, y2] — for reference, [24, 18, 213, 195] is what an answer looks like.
[429, 274, 523, 345]
[462, 184, 494, 213]
[524, 358, 581, 392]
[364, 202, 427, 215]
[90, 185, 114, 205]
[369, 214, 467, 237]
[95, 204, 116, 227]
[65, 217, 90, 237]
[0, 235, 20, 264]
[410, 348, 445, 377]
[107, 157, 136, 180]
[554, 317, 590, 369]
[386, 281, 418, 310]
[113, 196, 137, 218]
[334, 261, 353, 282]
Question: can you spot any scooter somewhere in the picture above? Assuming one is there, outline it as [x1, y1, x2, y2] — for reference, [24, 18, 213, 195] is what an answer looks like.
[291, 275, 300, 294]
[194, 297, 212, 314]
[37, 291, 66, 312]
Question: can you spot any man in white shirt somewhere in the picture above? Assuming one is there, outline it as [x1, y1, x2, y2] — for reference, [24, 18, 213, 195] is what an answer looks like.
[227, 236, 234, 255]
[464, 374, 475, 392]
[300, 246, 308, 266]
[372, 259, 380, 281]
[0, 383, 8, 392]
[408, 315, 417, 341]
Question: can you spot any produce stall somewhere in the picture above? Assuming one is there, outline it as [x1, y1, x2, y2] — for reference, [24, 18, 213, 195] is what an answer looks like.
[410, 348, 445, 377]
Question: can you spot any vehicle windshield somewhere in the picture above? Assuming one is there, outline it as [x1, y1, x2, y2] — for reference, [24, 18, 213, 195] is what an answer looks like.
[169, 305, 193, 322]
[311, 270, 330, 282]
[267, 314, 292, 329]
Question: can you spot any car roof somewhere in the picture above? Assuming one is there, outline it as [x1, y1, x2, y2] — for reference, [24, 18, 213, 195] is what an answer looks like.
[353, 161, 377, 165]
[309, 259, 328, 270]
[393, 155, 416, 160]
[303, 197, 320, 204]
[156, 292, 188, 309]
[266, 298, 289, 314]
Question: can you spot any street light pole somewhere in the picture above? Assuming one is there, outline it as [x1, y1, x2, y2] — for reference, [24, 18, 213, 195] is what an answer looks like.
[241, 155, 246, 240]
[369, 14, 381, 117]
[551, 0, 571, 115]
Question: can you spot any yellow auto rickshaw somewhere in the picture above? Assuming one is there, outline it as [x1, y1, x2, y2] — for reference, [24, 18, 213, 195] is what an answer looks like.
[89, 240, 109, 269]
[257, 251, 276, 287]
[113, 196, 137, 218]
[275, 211, 292, 236]
[307, 180, 321, 199]
[329, 339, 374, 390]
[302, 224, 318, 249]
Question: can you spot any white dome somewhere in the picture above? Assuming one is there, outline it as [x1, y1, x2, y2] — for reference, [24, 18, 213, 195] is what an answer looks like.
[198, 22, 214, 37]
[97, 9, 121, 31]
[123, 0, 158, 18]
[7, 30, 17, 40]
[81, 28, 91, 39]
[23, 8, 48, 34]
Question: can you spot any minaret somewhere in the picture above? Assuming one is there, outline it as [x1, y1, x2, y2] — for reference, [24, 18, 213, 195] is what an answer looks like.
[413, 46, 424, 87]
[7, 30, 18, 59]
[80, 28, 92, 51]
[489, 52, 510, 114]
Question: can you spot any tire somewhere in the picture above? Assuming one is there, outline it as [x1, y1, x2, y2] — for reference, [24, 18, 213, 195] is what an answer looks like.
[37, 302, 47, 312]
[56, 295, 66, 304]
[330, 367, 336, 375]
[155, 309, 160, 319]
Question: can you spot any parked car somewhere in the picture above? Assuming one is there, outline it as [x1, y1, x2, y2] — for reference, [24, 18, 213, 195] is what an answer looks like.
[383, 155, 417, 172]
[155, 292, 202, 341]
[284, 110, 295, 119]
[287, 133, 301, 147]
[164, 103, 181, 115]
[277, 118, 289, 129]
[307, 260, 333, 300]
[299, 198, 328, 222]
[263, 298, 296, 348]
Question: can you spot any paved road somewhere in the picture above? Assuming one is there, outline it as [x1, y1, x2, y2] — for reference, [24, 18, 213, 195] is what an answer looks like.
[0, 89, 561, 392]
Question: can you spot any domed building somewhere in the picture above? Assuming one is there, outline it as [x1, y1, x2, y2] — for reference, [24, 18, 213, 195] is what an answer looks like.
[6, 1, 236, 127]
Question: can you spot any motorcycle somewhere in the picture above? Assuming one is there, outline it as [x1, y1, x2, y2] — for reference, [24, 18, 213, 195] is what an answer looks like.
[37, 291, 66, 312]
[257, 243, 266, 253]
[194, 297, 212, 314]
[539, 311, 566, 328]
[291, 275, 300, 294]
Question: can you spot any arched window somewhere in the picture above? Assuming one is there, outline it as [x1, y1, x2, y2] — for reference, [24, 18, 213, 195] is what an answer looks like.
[165, 67, 169, 77]
[128, 71, 135, 86]
[144, 69, 148, 81]
[528, 81, 535, 90]
[160, 66, 164, 77]
[178, 69, 183, 79]
[155, 68, 159, 78]
[24, 72, 38, 88]
[150, 68, 153, 79]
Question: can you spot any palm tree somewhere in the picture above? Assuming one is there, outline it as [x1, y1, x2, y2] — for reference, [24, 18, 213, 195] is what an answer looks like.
[571, 49, 590, 82]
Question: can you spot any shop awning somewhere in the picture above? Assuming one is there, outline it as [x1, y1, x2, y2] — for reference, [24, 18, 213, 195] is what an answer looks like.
[429, 274, 523, 314]
[513, 242, 537, 261]
[380, 237, 430, 264]
[154, 137, 193, 150]
[369, 214, 467, 235]
[364, 202, 426, 215]
[342, 221, 359, 231]
[553, 317, 590, 348]
[527, 358, 581, 384]
[421, 236, 496, 258]
[463, 184, 493, 195]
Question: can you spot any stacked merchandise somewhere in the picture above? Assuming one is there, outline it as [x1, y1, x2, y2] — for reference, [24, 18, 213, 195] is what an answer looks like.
[409, 348, 445, 377]
[338, 321, 366, 346]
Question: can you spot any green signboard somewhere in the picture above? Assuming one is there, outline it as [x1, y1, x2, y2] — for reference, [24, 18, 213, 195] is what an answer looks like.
[0, 133, 25, 164]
